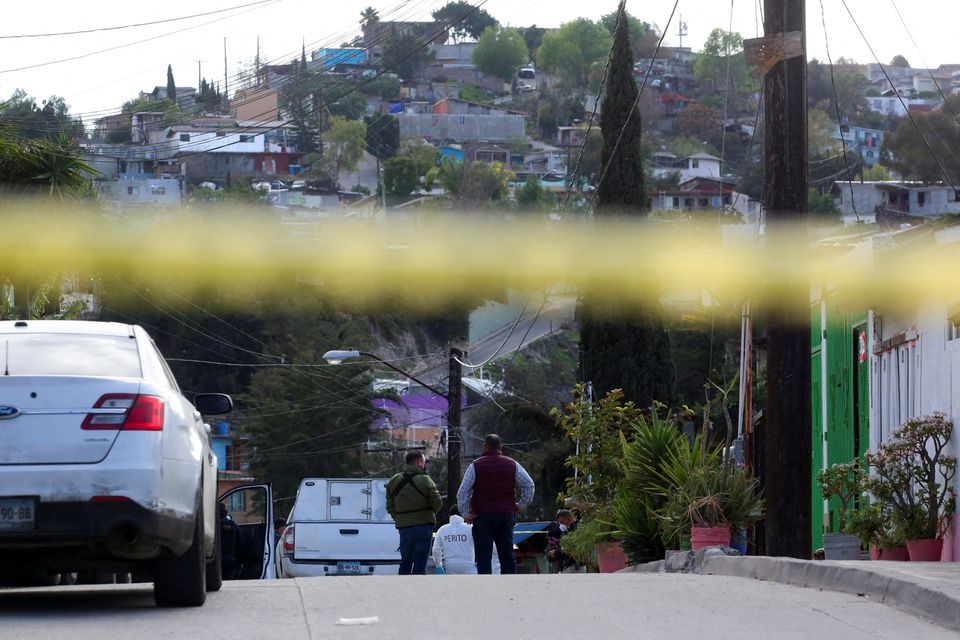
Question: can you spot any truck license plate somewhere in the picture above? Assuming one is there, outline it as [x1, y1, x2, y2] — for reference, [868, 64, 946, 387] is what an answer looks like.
[0, 497, 36, 531]
[336, 561, 362, 575]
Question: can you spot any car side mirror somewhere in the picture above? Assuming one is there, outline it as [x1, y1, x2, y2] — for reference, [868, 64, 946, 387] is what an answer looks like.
[194, 393, 233, 415]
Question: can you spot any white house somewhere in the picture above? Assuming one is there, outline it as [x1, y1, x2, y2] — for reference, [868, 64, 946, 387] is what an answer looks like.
[833, 180, 960, 226]
[650, 151, 723, 183]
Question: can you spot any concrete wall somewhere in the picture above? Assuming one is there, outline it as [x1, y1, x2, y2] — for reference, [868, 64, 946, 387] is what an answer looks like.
[398, 113, 525, 143]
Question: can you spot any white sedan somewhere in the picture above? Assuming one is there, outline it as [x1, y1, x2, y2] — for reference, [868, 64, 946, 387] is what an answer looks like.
[0, 320, 233, 606]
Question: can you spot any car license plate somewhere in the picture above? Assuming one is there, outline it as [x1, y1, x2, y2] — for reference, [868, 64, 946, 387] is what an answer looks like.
[0, 497, 36, 531]
[336, 561, 362, 575]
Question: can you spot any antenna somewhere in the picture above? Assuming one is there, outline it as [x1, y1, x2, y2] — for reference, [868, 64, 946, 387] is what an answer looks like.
[677, 16, 688, 48]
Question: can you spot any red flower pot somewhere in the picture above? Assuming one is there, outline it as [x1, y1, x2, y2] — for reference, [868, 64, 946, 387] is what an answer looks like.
[690, 526, 731, 551]
[596, 541, 628, 573]
[872, 546, 910, 561]
[906, 538, 944, 561]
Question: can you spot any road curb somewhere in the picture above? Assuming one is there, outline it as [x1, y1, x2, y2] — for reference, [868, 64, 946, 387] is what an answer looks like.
[694, 555, 960, 632]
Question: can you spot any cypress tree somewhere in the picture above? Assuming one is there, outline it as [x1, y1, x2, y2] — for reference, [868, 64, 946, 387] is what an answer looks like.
[595, 0, 644, 213]
[579, 1, 674, 409]
[166, 64, 177, 102]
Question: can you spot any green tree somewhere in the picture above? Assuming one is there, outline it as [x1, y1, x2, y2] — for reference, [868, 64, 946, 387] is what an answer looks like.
[383, 155, 420, 197]
[599, 10, 660, 59]
[360, 6, 379, 28]
[327, 81, 368, 120]
[0, 90, 85, 140]
[324, 116, 367, 187]
[884, 105, 960, 184]
[382, 31, 434, 81]
[196, 78, 224, 114]
[398, 139, 439, 176]
[537, 19, 611, 88]
[807, 59, 869, 123]
[473, 26, 529, 83]
[364, 113, 400, 160]
[518, 26, 545, 62]
[516, 174, 555, 212]
[890, 54, 911, 68]
[580, 2, 675, 409]
[432, 1, 498, 42]
[693, 29, 751, 114]
[281, 60, 327, 154]
[862, 163, 890, 181]
[807, 102, 843, 158]
[594, 4, 645, 215]
[437, 158, 510, 208]
[166, 64, 177, 102]
[673, 102, 723, 149]
[0, 129, 94, 198]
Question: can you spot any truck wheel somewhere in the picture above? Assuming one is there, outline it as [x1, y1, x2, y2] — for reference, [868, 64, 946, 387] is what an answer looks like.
[205, 509, 223, 592]
[154, 503, 206, 607]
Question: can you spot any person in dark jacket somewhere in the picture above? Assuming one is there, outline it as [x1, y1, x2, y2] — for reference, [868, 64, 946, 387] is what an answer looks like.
[386, 451, 443, 575]
[219, 502, 242, 580]
[546, 509, 579, 572]
[457, 434, 535, 574]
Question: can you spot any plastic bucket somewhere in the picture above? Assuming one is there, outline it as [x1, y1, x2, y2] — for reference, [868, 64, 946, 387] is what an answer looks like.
[822, 533, 861, 560]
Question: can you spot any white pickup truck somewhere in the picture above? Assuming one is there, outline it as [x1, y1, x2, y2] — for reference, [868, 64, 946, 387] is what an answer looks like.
[277, 478, 401, 577]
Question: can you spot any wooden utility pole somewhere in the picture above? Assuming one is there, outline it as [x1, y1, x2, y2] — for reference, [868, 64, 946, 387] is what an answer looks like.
[760, 0, 811, 558]
[446, 348, 464, 511]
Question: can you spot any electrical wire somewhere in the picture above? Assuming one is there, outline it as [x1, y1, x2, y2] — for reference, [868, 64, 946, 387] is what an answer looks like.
[0, 1, 279, 39]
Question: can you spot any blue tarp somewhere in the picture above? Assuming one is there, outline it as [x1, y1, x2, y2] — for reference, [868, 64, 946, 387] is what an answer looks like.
[513, 521, 553, 544]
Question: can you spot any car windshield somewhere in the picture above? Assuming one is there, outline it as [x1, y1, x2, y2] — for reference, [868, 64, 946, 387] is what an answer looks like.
[2, 333, 141, 377]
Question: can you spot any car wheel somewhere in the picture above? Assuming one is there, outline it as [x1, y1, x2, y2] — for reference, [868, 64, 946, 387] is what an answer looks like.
[205, 507, 223, 592]
[60, 572, 78, 586]
[154, 502, 206, 607]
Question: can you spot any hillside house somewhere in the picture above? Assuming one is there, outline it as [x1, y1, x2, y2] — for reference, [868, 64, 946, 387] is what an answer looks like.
[650, 151, 722, 182]
[833, 181, 960, 226]
[649, 176, 760, 223]
[397, 98, 525, 144]
[147, 118, 302, 183]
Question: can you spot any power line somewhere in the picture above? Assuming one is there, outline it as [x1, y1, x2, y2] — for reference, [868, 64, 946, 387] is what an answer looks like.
[0, 1, 278, 39]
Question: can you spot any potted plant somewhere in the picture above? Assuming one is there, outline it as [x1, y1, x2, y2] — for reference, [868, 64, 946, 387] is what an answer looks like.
[864, 413, 957, 561]
[817, 459, 866, 560]
[614, 405, 692, 562]
[845, 504, 909, 560]
[652, 433, 763, 551]
[552, 385, 641, 571]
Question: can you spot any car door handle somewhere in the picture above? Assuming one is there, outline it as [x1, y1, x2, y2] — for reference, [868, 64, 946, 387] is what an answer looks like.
[339, 529, 359, 535]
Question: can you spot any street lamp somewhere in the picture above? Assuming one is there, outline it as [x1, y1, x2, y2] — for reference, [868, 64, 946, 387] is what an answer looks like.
[322, 348, 464, 511]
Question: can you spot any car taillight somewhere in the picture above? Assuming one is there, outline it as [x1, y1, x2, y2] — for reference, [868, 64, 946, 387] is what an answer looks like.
[283, 526, 295, 555]
[82, 394, 165, 431]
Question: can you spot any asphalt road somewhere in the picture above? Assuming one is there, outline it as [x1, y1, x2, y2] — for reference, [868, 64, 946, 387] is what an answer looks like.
[413, 292, 577, 390]
[0, 573, 954, 639]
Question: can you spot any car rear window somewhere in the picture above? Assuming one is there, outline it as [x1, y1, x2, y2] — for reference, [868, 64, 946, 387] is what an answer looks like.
[2, 333, 142, 377]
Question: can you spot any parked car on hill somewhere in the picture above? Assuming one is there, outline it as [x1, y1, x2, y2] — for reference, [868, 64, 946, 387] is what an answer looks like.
[0, 320, 233, 607]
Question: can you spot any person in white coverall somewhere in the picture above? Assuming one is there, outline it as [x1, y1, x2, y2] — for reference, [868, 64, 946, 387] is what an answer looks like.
[432, 504, 477, 574]
[434, 505, 503, 574]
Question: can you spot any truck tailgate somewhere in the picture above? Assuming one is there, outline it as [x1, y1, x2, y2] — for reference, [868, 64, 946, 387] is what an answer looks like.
[293, 522, 400, 562]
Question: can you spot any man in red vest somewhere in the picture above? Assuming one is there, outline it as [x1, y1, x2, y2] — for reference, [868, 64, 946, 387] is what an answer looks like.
[456, 433, 535, 574]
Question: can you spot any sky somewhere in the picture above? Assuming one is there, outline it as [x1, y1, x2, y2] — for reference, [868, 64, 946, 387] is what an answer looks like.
[0, 0, 953, 122]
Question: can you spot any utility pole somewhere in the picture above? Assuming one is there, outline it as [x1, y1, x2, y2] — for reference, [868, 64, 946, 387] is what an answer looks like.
[223, 37, 229, 102]
[446, 348, 464, 512]
[759, 0, 811, 558]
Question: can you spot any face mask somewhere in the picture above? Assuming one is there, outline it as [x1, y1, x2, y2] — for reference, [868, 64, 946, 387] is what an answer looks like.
[559, 524, 568, 532]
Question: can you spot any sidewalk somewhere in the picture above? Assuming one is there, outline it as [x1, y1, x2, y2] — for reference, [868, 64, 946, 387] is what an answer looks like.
[629, 549, 960, 632]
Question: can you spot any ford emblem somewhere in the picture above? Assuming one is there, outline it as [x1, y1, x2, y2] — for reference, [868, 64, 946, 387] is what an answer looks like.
[0, 405, 21, 420]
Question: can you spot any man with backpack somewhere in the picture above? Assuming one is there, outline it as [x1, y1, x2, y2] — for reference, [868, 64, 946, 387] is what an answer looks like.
[386, 451, 443, 575]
